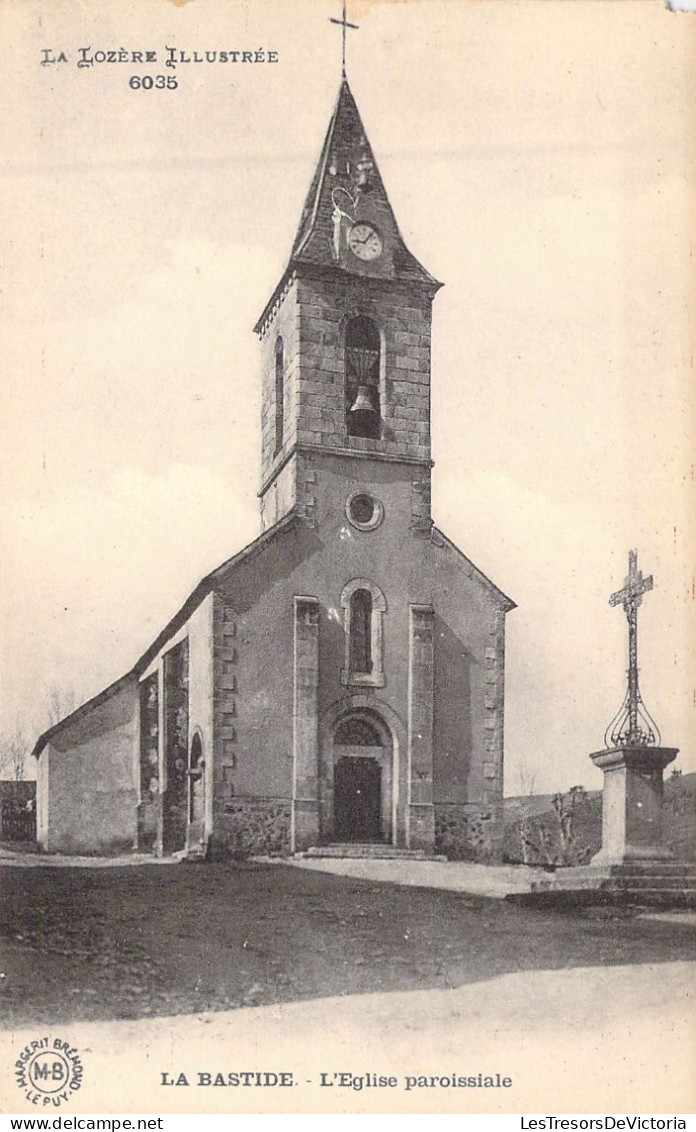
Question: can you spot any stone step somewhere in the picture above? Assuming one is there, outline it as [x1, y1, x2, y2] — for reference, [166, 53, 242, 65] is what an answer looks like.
[567, 864, 696, 880]
[510, 886, 696, 909]
[532, 882, 696, 897]
[515, 855, 696, 909]
[299, 843, 447, 861]
[176, 845, 207, 863]
[532, 875, 696, 892]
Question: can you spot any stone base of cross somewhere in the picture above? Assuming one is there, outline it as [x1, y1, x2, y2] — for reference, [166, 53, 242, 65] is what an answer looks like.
[589, 743, 679, 866]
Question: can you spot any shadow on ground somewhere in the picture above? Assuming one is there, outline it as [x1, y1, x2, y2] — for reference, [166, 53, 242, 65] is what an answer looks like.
[1, 861, 694, 1027]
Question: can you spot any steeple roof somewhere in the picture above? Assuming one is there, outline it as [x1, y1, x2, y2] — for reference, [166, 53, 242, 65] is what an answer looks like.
[291, 78, 438, 285]
[255, 79, 439, 331]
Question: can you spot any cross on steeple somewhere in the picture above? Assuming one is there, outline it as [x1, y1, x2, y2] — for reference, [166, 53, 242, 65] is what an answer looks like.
[330, 1, 359, 77]
[605, 549, 659, 747]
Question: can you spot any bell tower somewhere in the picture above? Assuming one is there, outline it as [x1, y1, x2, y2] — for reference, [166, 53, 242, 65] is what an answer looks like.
[254, 76, 442, 533]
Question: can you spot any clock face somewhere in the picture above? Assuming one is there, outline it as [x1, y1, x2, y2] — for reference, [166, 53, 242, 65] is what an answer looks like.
[348, 223, 383, 261]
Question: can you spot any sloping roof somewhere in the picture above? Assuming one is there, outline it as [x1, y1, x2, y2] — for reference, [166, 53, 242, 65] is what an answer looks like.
[33, 511, 514, 758]
[254, 78, 440, 333]
[430, 526, 516, 612]
[291, 77, 436, 283]
[32, 513, 298, 758]
[133, 512, 297, 676]
[30, 672, 136, 760]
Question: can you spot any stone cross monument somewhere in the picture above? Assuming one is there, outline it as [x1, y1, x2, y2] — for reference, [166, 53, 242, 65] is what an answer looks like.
[525, 551, 694, 906]
[591, 549, 678, 865]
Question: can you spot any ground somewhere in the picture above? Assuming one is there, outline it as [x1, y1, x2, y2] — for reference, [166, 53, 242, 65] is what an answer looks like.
[1, 860, 695, 1029]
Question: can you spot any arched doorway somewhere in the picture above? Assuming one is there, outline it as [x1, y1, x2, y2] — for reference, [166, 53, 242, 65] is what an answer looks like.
[332, 714, 391, 843]
[186, 732, 205, 849]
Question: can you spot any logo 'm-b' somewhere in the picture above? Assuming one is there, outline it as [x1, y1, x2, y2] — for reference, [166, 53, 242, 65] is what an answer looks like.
[34, 1060, 66, 1080]
[16, 1034, 84, 1108]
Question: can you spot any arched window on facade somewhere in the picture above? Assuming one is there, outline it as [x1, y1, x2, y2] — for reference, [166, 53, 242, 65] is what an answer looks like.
[345, 316, 381, 439]
[349, 589, 373, 675]
[340, 578, 387, 687]
[274, 337, 284, 456]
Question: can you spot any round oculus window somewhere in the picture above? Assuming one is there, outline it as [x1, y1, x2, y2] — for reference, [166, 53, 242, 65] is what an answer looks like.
[346, 492, 384, 531]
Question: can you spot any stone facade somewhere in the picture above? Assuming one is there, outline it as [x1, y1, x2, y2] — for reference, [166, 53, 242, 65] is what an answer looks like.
[291, 595, 321, 851]
[435, 803, 500, 863]
[36, 677, 138, 855]
[212, 594, 240, 848]
[213, 799, 291, 858]
[32, 77, 514, 863]
[259, 274, 434, 534]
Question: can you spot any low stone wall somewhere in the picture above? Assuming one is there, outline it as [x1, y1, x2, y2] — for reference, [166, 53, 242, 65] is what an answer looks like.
[210, 798, 291, 858]
[504, 773, 695, 865]
[663, 774, 696, 861]
[434, 803, 502, 863]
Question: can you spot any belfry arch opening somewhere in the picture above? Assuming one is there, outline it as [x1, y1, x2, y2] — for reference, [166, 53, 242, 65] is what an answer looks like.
[345, 316, 381, 439]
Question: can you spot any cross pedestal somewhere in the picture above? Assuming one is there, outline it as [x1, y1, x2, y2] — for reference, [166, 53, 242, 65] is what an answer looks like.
[523, 740, 694, 907]
[521, 550, 695, 907]
[589, 744, 678, 866]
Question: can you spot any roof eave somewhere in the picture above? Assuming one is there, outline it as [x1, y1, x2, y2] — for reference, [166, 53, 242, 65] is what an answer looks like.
[133, 510, 299, 673]
[431, 525, 517, 612]
[31, 672, 137, 759]
[32, 513, 300, 759]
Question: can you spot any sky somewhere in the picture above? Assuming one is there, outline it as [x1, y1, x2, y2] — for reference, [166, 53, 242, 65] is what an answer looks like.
[1, 0, 694, 792]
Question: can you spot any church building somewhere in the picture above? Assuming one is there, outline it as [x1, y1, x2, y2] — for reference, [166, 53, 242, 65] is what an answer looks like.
[32, 75, 515, 862]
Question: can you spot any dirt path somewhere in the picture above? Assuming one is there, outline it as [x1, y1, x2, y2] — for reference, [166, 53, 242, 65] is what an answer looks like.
[2, 860, 694, 1031]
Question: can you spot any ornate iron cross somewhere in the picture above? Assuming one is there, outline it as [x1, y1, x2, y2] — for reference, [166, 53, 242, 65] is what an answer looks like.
[605, 549, 660, 747]
[330, 1, 359, 76]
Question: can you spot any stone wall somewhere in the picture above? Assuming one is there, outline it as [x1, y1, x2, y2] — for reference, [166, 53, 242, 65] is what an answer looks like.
[259, 278, 300, 490]
[137, 673, 159, 851]
[212, 595, 241, 840]
[36, 678, 138, 855]
[210, 798, 291, 858]
[258, 271, 435, 532]
[503, 772, 696, 865]
[434, 802, 501, 862]
[210, 595, 295, 858]
[663, 773, 696, 860]
[292, 274, 432, 462]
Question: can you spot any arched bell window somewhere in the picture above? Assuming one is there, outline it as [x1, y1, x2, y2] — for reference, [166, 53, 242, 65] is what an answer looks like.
[274, 336, 285, 456]
[345, 316, 381, 439]
[340, 578, 387, 687]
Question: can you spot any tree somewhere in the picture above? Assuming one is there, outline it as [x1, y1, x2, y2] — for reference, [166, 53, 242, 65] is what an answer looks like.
[515, 753, 538, 865]
[45, 685, 77, 728]
[520, 785, 592, 868]
[0, 720, 29, 781]
[0, 683, 77, 782]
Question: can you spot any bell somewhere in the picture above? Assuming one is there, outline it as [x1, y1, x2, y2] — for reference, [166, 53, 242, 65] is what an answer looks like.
[350, 385, 376, 414]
